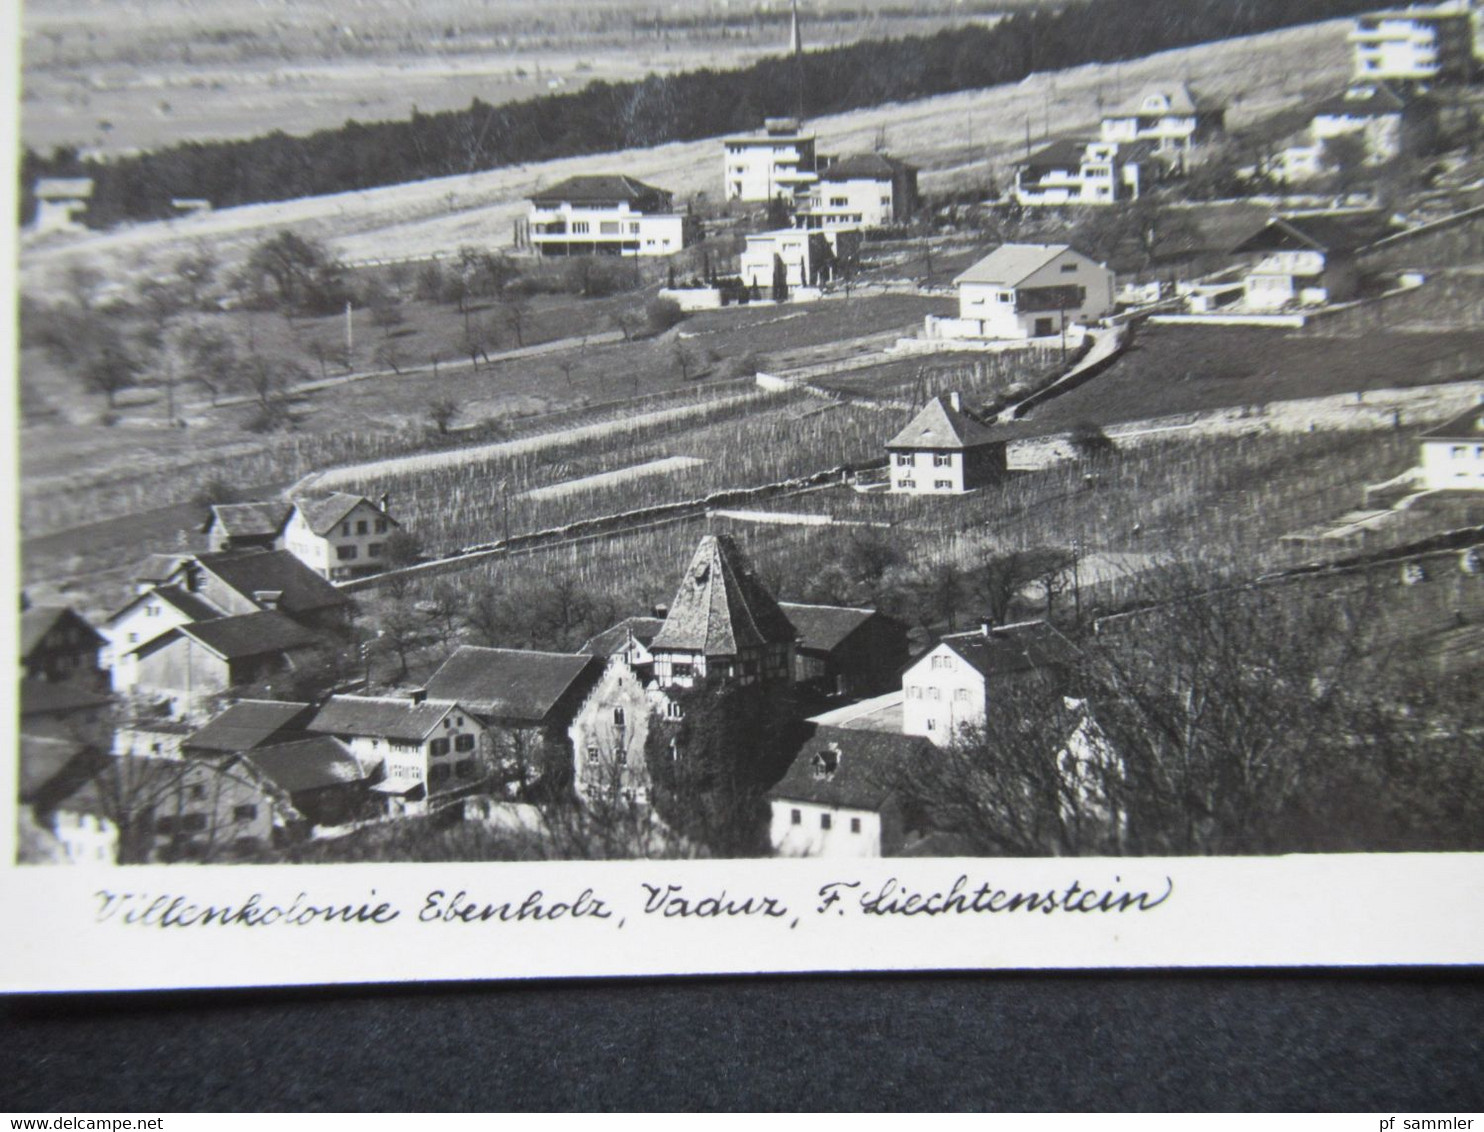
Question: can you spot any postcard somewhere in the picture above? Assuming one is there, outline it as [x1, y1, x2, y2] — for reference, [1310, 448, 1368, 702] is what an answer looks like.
[6, 0, 1484, 994]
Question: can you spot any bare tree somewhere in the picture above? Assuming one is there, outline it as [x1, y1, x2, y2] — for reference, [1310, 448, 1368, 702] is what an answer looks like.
[427, 397, 460, 435]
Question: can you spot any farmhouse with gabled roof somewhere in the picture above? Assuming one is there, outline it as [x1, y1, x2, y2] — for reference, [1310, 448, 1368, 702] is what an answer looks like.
[202, 502, 290, 553]
[886, 393, 1006, 495]
[279, 493, 398, 581]
[1231, 211, 1391, 311]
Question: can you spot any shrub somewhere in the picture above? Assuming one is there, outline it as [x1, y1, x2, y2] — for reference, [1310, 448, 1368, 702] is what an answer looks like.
[646, 296, 685, 335]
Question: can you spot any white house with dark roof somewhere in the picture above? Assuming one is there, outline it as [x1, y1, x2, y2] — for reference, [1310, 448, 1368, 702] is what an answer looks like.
[279, 493, 397, 580]
[902, 628, 1069, 746]
[886, 393, 1007, 495]
[102, 584, 223, 695]
[722, 117, 828, 203]
[1013, 139, 1156, 207]
[32, 177, 93, 233]
[307, 694, 485, 816]
[649, 534, 798, 689]
[1419, 402, 1484, 490]
[1231, 212, 1391, 311]
[768, 726, 933, 857]
[524, 174, 695, 257]
[796, 153, 919, 230]
[1098, 83, 1225, 166]
[927, 244, 1114, 342]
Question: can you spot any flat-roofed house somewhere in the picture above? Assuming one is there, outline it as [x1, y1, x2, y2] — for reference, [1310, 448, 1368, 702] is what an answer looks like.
[424, 647, 602, 798]
[722, 117, 825, 204]
[778, 602, 910, 696]
[32, 178, 93, 233]
[1350, 5, 1475, 87]
[797, 153, 919, 230]
[1418, 403, 1484, 490]
[1013, 139, 1156, 207]
[738, 227, 861, 291]
[649, 535, 798, 689]
[886, 393, 1007, 495]
[306, 694, 486, 817]
[524, 174, 695, 257]
[768, 726, 932, 857]
[932, 243, 1114, 342]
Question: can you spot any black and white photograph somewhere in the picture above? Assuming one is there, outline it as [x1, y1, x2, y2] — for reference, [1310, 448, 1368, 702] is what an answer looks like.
[7, 0, 1484, 994]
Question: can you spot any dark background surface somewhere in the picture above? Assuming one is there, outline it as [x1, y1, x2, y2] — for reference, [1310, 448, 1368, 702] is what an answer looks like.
[3, 970, 1482, 1111]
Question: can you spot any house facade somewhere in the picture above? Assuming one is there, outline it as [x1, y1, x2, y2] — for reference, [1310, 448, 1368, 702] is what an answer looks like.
[796, 153, 919, 230]
[306, 695, 486, 817]
[901, 631, 1065, 747]
[929, 244, 1114, 342]
[1311, 83, 1438, 165]
[1350, 6, 1475, 86]
[1232, 213, 1387, 311]
[567, 656, 657, 805]
[1013, 140, 1155, 207]
[767, 727, 930, 857]
[722, 118, 825, 203]
[279, 493, 398, 580]
[738, 227, 862, 291]
[21, 606, 105, 684]
[1419, 403, 1484, 489]
[649, 534, 798, 689]
[102, 585, 222, 693]
[886, 393, 1007, 495]
[1098, 84, 1225, 166]
[524, 175, 694, 258]
[777, 602, 910, 697]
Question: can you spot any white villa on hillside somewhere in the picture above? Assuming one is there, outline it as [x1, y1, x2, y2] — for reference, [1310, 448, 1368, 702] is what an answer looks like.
[1418, 402, 1484, 490]
[1349, 5, 1475, 87]
[738, 227, 862, 291]
[926, 244, 1113, 342]
[32, 178, 93, 233]
[796, 153, 919, 230]
[1098, 83, 1225, 167]
[522, 175, 695, 258]
[722, 118, 830, 204]
[1013, 139, 1156, 207]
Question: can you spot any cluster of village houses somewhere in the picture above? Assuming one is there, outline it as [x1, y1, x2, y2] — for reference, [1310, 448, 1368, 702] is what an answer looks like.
[20, 3, 1484, 864]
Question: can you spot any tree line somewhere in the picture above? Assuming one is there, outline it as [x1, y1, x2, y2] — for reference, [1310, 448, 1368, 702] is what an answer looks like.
[22, 0, 1378, 226]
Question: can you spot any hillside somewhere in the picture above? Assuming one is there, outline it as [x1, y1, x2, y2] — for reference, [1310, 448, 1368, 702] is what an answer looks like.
[18, 18, 1352, 298]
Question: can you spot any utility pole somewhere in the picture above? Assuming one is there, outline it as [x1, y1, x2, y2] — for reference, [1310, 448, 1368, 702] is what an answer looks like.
[791, 0, 804, 121]
[1072, 536, 1082, 625]
[345, 300, 354, 360]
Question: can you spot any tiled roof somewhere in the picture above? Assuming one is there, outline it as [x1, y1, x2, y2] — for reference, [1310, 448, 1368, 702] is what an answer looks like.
[1419, 403, 1484, 441]
[19, 735, 105, 808]
[650, 535, 798, 655]
[306, 695, 460, 742]
[20, 607, 105, 656]
[204, 501, 290, 538]
[247, 735, 370, 794]
[424, 647, 599, 723]
[153, 585, 228, 622]
[529, 175, 672, 209]
[184, 699, 315, 753]
[886, 396, 999, 450]
[767, 725, 931, 810]
[954, 243, 1075, 286]
[918, 629, 1072, 680]
[820, 153, 916, 181]
[1109, 82, 1215, 118]
[196, 550, 350, 613]
[19, 678, 113, 718]
[579, 616, 665, 657]
[777, 603, 878, 654]
[290, 493, 378, 536]
[170, 611, 321, 660]
[132, 553, 191, 585]
[1231, 212, 1392, 256]
[1017, 139, 1092, 171]
[1313, 81, 1417, 118]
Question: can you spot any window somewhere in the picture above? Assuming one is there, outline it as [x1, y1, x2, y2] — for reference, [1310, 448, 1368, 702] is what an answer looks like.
[429, 764, 451, 786]
[572, 221, 590, 234]
[933, 453, 952, 467]
[998, 291, 1014, 303]
[337, 545, 358, 561]
[587, 745, 601, 764]
[927, 718, 937, 731]
[954, 688, 970, 703]
[930, 687, 941, 701]
[931, 655, 952, 671]
[907, 686, 921, 700]
[617, 750, 628, 766]
[430, 738, 451, 757]
[1061, 262, 1079, 273]
[881, 197, 891, 207]
[898, 480, 916, 490]
[180, 813, 208, 833]
[613, 707, 626, 728]
[356, 520, 368, 535]
[600, 221, 620, 235]
[850, 817, 862, 834]
[1453, 446, 1467, 458]
[935, 479, 953, 489]
[188, 784, 207, 800]
[368, 543, 383, 557]
[341, 522, 352, 536]
[146, 604, 159, 617]
[234, 804, 257, 822]
[820, 813, 832, 831]
[155, 816, 177, 834]
[830, 196, 848, 207]
[455, 734, 475, 752]
[375, 519, 389, 534]
[629, 222, 641, 234]
[896, 453, 915, 467]
[455, 759, 476, 779]
[791, 809, 802, 825]
[128, 632, 139, 644]
[666, 701, 684, 720]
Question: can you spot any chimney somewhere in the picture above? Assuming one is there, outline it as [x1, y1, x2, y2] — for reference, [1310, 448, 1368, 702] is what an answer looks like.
[948, 391, 963, 412]
[408, 687, 427, 704]
[253, 589, 283, 611]
[981, 620, 992, 637]
[379, 492, 391, 514]
[652, 603, 669, 620]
